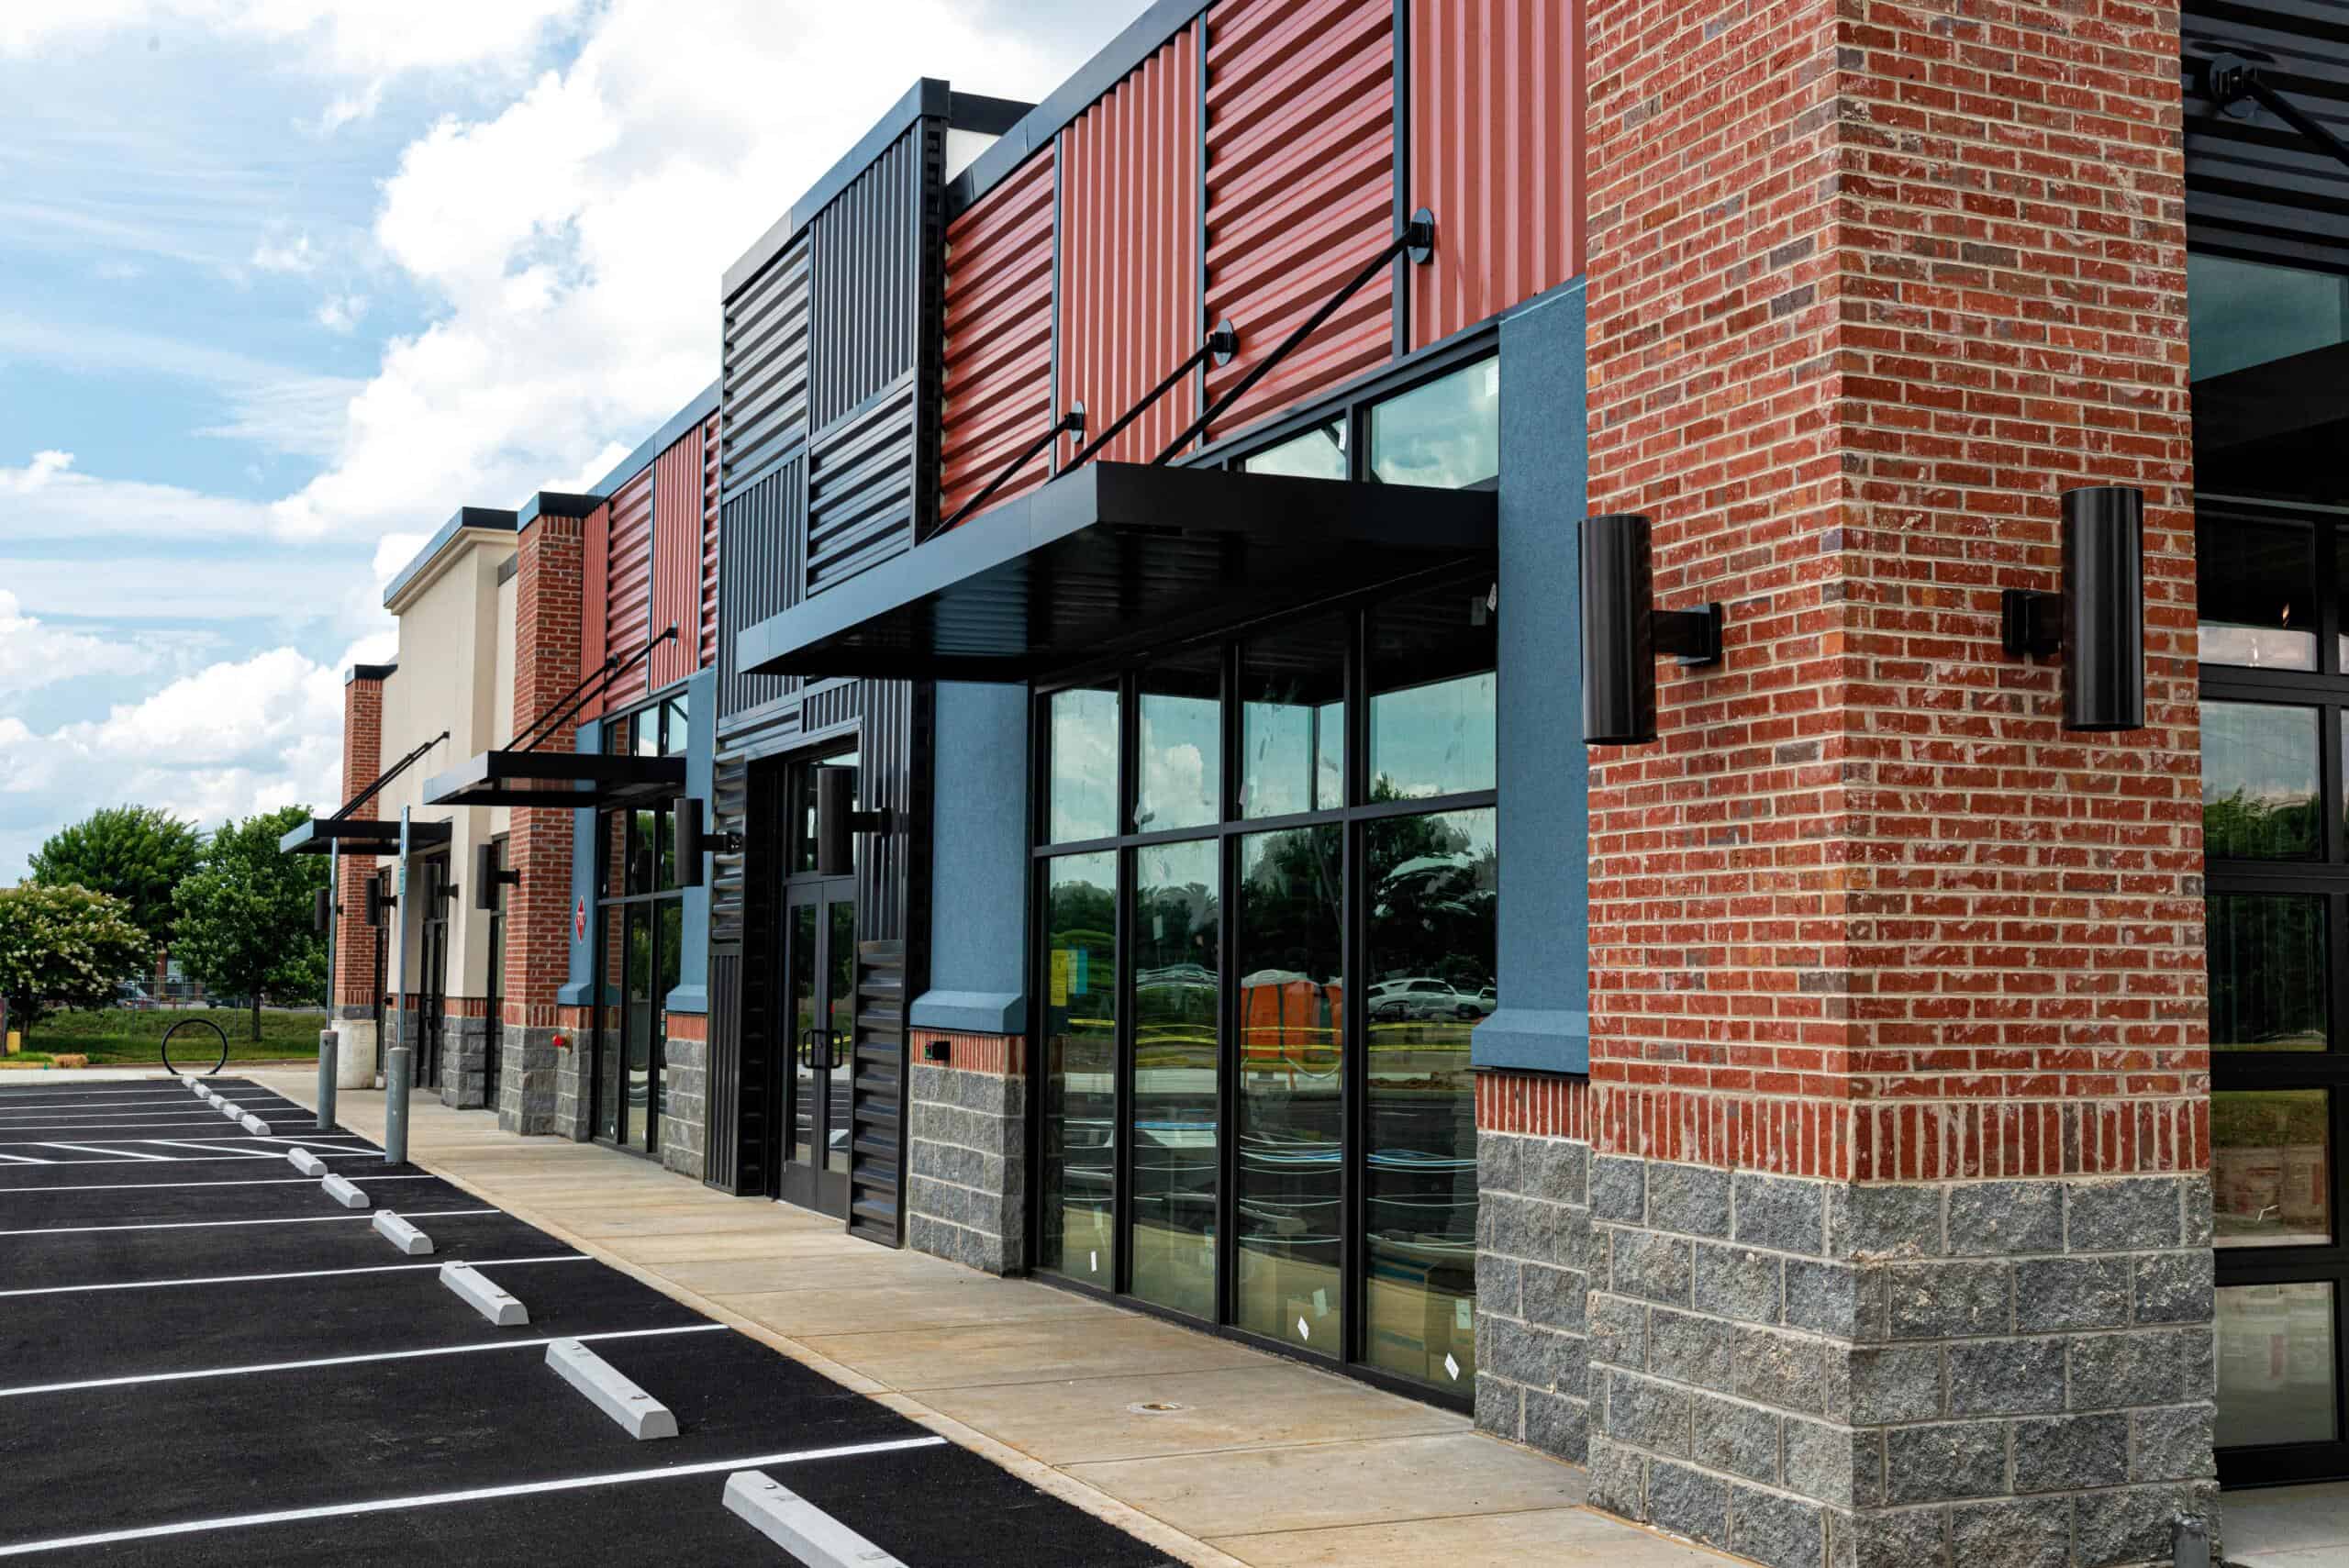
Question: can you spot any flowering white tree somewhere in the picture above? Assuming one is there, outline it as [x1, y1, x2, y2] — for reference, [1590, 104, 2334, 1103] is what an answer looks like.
[0, 883, 149, 1049]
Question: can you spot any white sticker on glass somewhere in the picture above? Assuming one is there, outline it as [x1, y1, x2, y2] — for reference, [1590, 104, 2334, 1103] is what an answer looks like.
[1444, 1352, 1461, 1382]
[1297, 1316, 1310, 1340]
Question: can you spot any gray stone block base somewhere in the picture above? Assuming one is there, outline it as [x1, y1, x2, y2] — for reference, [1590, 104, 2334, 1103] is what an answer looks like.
[907, 1061, 1025, 1274]
[1475, 1129, 1594, 1463]
[658, 1032, 706, 1180]
[496, 1026, 562, 1137]
[1577, 1161, 2221, 1568]
[551, 1033, 594, 1141]
[439, 1012, 490, 1109]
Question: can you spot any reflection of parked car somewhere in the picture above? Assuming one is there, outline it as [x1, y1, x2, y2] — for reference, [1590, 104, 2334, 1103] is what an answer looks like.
[1474, 985, 1497, 1016]
[1365, 977, 1480, 1021]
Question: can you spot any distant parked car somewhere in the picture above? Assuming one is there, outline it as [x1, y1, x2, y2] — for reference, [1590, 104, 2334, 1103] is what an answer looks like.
[1365, 977, 1481, 1022]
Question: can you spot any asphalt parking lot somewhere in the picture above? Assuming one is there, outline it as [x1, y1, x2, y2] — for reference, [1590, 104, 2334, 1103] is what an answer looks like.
[0, 1076, 1180, 1565]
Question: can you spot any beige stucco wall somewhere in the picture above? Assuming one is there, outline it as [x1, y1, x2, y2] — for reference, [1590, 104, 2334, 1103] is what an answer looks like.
[374, 529, 515, 1005]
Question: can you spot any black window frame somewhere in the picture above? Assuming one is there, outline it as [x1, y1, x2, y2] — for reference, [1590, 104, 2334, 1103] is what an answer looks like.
[588, 683, 695, 1160]
[2199, 491, 2349, 1487]
[1024, 562, 1497, 1413]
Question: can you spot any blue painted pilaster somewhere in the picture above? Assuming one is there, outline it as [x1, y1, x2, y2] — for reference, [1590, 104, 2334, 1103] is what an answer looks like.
[1472, 280, 1593, 1074]
[908, 680, 1030, 1034]
[557, 717, 603, 1009]
[664, 669, 717, 1016]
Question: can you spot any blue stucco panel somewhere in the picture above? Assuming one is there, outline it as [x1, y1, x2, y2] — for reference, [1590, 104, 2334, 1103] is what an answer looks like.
[556, 717, 603, 1009]
[1471, 279, 1593, 1074]
[908, 680, 1029, 1034]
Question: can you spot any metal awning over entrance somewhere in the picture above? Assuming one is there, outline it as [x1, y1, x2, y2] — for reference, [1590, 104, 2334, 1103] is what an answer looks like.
[277, 817, 453, 856]
[734, 462, 1498, 681]
[420, 750, 685, 810]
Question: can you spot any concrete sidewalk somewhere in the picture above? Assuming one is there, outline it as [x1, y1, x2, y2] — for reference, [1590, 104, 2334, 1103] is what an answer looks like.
[253, 1070, 1731, 1568]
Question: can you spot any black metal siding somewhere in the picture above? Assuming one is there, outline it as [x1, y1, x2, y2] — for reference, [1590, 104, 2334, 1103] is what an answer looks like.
[806, 379, 921, 595]
[2187, 2, 2349, 265]
[809, 126, 925, 433]
[718, 459, 806, 733]
[703, 946, 747, 1194]
[721, 239, 811, 495]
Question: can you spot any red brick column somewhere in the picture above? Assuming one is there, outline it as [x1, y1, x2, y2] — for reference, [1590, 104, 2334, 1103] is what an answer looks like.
[332, 668, 387, 1019]
[500, 510, 594, 1134]
[1555, 1, 2212, 1558]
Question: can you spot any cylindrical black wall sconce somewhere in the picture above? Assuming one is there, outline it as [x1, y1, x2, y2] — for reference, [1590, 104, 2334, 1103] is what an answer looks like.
[673, 796, 741, 889]
[474, 840, 521, 911]
[814, 768, 893, 878]
[1999, 484, 2145, 732]
[1580, 513, 1726, 746]
[313, 887, 332, 934]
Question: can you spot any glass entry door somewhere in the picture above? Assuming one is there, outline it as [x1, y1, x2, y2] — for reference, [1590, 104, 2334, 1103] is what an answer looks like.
[778, 877, 857, 1217]
[416, 856, 450, 1090]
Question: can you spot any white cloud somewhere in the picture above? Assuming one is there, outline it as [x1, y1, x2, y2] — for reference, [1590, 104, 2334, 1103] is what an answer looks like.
[0, 589, 158, 700]
[1, 1, 587, 85]
[250, 230, 318, 273]
[1, 450, 285, 540]
[315, 292, 368, 332]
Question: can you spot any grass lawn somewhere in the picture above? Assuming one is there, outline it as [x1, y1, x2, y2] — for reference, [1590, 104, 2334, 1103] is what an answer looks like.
[5, 1006, 327, 1066]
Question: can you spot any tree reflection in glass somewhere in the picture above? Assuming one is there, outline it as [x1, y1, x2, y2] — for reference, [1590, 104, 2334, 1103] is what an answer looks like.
[1363, 806, 1494, 1388]
[1235, 825, 1344, 1353]
[1041, 853, 1118, 1287]
[1130, 840, 1219, 1319]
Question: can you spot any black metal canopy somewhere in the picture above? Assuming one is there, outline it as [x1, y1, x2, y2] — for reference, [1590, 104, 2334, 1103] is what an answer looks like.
[735, 461, 1498, 682]
[422, 749, 685, 810]
[277, 817, 453, 856]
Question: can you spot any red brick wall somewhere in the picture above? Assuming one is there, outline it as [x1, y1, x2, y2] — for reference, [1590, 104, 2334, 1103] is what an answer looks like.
[505, 516, 588, 1030]
[333, 673, 385, 1012]
[1514, 0, 2207, 1182]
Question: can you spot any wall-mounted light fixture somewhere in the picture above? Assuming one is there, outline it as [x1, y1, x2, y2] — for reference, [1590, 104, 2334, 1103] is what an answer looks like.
[313, 888, 334, 935]
[473, 840, 522, 913]
[1580, 513, 1726, 746]
[364, 878, 395, 928]
[816, 766, 894, 878]
[674, 796, 743, 889]
[1999, 484, 2146, 732]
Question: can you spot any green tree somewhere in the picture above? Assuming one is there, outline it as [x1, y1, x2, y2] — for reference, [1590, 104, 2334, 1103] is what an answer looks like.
[0, 884, 150, 1049]
[172, 806, 328, 1040]
[28, 805, 203, 951]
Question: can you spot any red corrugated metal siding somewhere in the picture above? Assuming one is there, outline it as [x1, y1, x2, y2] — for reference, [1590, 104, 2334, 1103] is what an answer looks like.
[603, 466, 653, 712]
[1202, 0, 1394, 442]
[649, 425, 703, 693]
[941, 148, 1056, 527]
[1060, 25, 1201, 467]
[581, 502, 609, 695]
[699, 410, 720, 670]
[1409, 0, 1583, 346]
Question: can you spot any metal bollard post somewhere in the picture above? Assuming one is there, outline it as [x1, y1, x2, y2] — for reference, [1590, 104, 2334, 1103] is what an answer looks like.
[316, 1029, 340, 1133]
[384, 1046, 412, 1165]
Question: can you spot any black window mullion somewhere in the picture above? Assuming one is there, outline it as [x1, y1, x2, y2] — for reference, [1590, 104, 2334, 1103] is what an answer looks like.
[1341, 607, 1372, 1366]
[1217, 640, 1242, 1329]
[1114, 841, 1135, 1297]
[2323, 521, 2343, 680]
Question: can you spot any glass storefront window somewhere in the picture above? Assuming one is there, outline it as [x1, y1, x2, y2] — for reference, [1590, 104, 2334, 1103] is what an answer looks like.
[2217, 1282, 2340, 1449]
[1137, 655, 1221, 833]
[2203, 701, 2322, 860]
[1235, 824, 1345, 1354]
[1370, 357, 1499, 488]
[2209, 894, 2330, 1052]
[1041, 852, 1118, 1289]
[1241, 619, 1345, 819]
[1242, 421, 1347, 481]
[1130, 840, 1220, 1320]
[2188, 254, 2349, 383]
[2199, 518, 2317, 671]
[1363, 807, 1492, 1388]
[2215, 1088, 2333, 1248]
[1368, 583, 1497, 800]
[1048, 687, 1119, 843]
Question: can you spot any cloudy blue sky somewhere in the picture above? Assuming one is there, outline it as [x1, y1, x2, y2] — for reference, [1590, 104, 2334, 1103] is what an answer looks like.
[0, 0, 1127, 877]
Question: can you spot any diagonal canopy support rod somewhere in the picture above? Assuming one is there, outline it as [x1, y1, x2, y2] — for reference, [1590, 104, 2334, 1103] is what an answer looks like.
[510, 653, 618, 753]
[329, 730, 450, 822]
[1152, 209, 1435, 466]
[1062, 321, 1238, 475]
[941, 406, 1087, 532]
[516, 624, 679, 753]
[2205, 51, 2349, 177]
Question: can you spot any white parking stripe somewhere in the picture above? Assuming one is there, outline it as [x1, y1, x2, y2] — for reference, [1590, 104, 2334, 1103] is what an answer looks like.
[141, 1141, 280, 1159]
[0, 1150, 388, 1176]
[0, 1322, 729, 1400]
[0, 1252, 590, 1299]
[0, 1437, 949, 1557]
[0, 1153, 50, 1165]
[0, 1208, 497, 1238]
[0, 1173, 442, 1195]
[35, 1143, 170, 1162]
